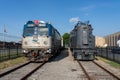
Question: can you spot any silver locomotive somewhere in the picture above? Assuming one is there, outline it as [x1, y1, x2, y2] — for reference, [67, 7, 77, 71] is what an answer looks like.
[22, 20, 62, 61]
[70, 21, 95, 60]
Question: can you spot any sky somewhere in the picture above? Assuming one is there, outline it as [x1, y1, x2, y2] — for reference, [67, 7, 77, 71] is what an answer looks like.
[0, 0, 120, 42]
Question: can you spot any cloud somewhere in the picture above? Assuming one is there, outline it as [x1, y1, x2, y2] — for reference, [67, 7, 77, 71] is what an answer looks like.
[69, 17, 79, 24]
[80, 5, 96, 12]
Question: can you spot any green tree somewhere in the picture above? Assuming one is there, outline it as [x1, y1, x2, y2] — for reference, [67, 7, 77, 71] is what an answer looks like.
[62, 33, 70, 47]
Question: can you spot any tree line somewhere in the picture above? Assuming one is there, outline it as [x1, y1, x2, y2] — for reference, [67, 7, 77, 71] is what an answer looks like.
[62, 33, 70, 47]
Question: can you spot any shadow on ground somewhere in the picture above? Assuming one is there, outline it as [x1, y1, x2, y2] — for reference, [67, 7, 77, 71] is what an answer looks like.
[49, 48, 69, 62]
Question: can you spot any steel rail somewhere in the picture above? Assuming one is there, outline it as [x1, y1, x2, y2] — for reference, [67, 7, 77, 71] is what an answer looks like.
[0, 61, 31, 78]
[20, 50, 62, 80]
[77, 60, 95, 80]
[93, 61, 120, 80]
[20, 61, 46, 80]
[20, 51, 61, 80]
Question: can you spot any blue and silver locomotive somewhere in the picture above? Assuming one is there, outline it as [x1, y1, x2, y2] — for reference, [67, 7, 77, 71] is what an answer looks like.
[22, 20, 62, 61]
[70, 21, 95, 60]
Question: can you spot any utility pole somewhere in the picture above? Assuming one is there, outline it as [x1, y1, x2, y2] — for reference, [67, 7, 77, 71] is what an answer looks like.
[3, 24, 6, 49]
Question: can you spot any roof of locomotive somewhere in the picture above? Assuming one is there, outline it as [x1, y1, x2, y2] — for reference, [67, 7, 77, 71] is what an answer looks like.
[70, 21, 93, 34]
[23, 20, 61, 36]
[75, 21, 91, 27]
[74, 21, 92, 30]
[24, 20, 50, 27]
[23, 20, 57, 30]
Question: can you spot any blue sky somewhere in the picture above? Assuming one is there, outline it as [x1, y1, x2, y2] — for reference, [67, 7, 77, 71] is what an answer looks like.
[0, 0, 120, 41]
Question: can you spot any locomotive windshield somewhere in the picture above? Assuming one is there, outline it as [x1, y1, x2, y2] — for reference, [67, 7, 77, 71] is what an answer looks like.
[38, 27, 48, 36]
[23, 27, 34, 36]
[23, 26, 48, 37]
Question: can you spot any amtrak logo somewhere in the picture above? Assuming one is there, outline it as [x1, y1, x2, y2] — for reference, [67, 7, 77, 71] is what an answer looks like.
[32, 39, 38, 42]
[33, 35, 38, 42]
[32, 40, 40, 45]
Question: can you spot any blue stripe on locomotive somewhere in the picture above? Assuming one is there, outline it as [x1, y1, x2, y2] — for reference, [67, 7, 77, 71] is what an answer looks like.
[47, 24, 52, 36]
[23, 21, 34, 37]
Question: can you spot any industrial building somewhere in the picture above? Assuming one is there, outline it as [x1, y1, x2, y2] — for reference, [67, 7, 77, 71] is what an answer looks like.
[104, 31, 120, 47]
[95, 31, 120, 47]
[95, 36, 105, 47]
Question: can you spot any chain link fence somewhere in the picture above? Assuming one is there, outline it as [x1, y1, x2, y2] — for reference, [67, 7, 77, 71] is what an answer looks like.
[0, 45, 23, 62]
[96, 47, 120, 64]
[0, 33, 23, 62]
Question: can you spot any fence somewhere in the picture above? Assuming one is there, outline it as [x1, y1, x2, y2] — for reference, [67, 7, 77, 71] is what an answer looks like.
[0, 32, 23, 62]
[0, 45, 23, 62]
[96, 47, 120, 64]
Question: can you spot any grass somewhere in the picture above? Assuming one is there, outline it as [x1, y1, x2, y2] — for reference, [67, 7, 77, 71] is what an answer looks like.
[0, 53, 24, 62]
[0, 57, 27, 70]
[96, 56, 120, 69]
[0, 51, 23, 61]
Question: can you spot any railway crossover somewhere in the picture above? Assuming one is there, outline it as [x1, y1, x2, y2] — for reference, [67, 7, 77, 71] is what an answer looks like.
[77, 60, 120, 80]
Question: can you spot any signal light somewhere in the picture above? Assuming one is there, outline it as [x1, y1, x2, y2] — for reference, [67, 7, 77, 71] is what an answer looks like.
[34, 20, 39, 25]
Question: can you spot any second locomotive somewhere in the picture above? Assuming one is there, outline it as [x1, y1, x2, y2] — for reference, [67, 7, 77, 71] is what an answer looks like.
[70, 21, 95, 60]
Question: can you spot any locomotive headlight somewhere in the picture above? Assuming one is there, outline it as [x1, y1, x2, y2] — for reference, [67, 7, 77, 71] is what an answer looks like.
[44, 41, 48, 45]
[24, 41, 28, 45]
[47, 49, 51, 53]
[22, 49, 28, 53]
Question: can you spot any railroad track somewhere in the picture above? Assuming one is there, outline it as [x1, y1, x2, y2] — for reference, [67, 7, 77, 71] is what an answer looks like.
[21, 61, 46, 80]
[0, 61, 31, 77]
[0, 51, 61, 80]
[0, 61, 46, 80]
[77, 60, 120, 80]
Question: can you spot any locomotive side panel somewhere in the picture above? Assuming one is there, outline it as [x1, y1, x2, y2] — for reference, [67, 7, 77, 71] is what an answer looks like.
[51, 28, 62, 53]
[70, 30, 77, 49]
